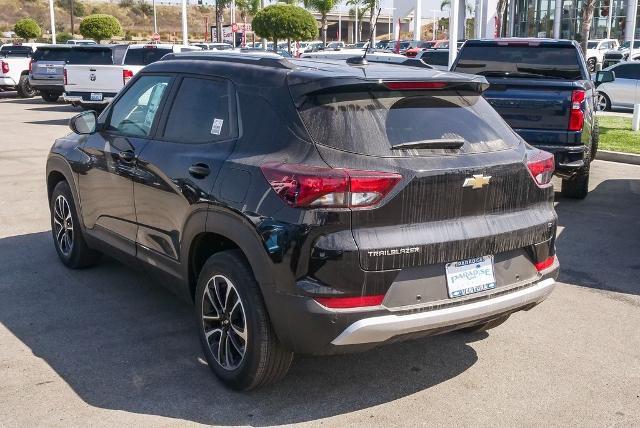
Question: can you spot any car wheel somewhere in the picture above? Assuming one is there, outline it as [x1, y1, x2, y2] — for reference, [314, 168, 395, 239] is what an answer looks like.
[596, 92, 611, 111]
[42, 92, 60, 103]
[50, 181, 102, 268]
[195, 250, 293, 390]
[587, 57, 597, 72]
[591, 119, 599, 161]
[459, 314, 510, 333]
[561, 167, 590, 199]
[17, 75, 36, 98]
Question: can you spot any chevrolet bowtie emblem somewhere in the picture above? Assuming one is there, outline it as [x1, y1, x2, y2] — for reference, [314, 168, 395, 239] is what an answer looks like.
[462, 174, 491, 189]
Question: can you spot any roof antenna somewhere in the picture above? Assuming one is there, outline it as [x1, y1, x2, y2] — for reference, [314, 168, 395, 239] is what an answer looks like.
[346, 7, 382, 66]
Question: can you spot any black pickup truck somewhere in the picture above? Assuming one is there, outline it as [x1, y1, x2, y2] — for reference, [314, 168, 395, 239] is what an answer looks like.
[452, 39, 614, 199]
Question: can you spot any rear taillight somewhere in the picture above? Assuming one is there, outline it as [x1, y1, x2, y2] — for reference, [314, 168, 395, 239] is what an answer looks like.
[568, 90, 585, 131]
[314, 294, 385, 309]
[385, 81, 447, 90]
[260, 163, 402, 209]
[1, 61, 9, 74]
[63, 68, 67, 85]
[534, 255, 556, 272]
[123, 69, 134, 86]
[526, 148, 555, 186]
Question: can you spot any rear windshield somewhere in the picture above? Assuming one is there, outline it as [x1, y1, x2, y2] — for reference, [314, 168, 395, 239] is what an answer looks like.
[298, 90, 518, 156]
[66, 48, 114, 64]
[454, 45, 584, 80]
[0, 46, 33, 57]
[124, 47, 173, 65]
[32, 48, 72, 61]
[422, 51, 448, 66]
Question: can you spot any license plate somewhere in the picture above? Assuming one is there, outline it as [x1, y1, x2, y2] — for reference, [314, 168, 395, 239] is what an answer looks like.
[90, 92, 103, 101]
[46, 67, 56, 74]
[445, 255, 496, 298]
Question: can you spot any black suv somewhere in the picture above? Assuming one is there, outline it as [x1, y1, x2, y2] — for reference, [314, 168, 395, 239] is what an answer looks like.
[46, 52, 559, 390]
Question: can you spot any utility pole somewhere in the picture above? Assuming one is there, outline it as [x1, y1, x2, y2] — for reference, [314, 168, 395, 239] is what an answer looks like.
[153, 0, 158, 34]
[431, 9, 438, 40]
[49, 0, 56, 44]
[355, 5, 359, 43]
[261, 0, 267, 49]
[69, 0, 74, 36]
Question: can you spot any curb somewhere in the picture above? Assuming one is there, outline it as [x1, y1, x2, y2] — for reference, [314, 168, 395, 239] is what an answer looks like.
[596, 150, 640, 166]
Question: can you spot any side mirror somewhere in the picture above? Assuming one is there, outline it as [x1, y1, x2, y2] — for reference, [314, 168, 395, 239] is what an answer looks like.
[69, 110, 97, 134]
[595, 70, 615, 87]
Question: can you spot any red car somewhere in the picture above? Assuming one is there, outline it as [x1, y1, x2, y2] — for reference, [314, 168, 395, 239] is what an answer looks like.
[405, 40, 449, 57]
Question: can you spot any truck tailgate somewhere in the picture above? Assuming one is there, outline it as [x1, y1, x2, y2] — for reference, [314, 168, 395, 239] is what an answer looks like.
[64, 64, 123, 94]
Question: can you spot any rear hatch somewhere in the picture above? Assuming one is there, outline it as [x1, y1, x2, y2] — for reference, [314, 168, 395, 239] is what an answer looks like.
[452, 42, 586, 141]
[31, 47, 70, 81]
[293, 78, 556, 272]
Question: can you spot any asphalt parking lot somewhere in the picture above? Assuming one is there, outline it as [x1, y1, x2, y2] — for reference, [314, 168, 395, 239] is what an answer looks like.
[0, 92, 639, 427]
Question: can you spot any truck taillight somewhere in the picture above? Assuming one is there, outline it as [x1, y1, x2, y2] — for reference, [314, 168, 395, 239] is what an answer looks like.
[260, 163, 402, 208]
[123, 69, 133, 86]
[568, 89, 586, 131]
[526, 148, 554, 186]
[63, 68, 67, 85]
[1, 61, 9, 74]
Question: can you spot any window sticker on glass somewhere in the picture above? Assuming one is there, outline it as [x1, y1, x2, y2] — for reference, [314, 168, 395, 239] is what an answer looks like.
[211, 118, 224, 135]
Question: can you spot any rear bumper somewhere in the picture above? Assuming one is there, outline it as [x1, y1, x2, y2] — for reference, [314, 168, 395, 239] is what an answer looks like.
[29, 78, 64, 92]
[63, 91, 116, 105]
[0, 76, 17, 87]
[333, 277, 555, 346]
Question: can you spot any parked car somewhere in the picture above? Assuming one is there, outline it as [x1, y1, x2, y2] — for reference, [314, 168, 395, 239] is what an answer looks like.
[585, 39, 619, 71]
[192, 42, 233, 50]
[66, 39, 96, 45]
[326, 41, 346, 49]
[453, 38, 614, 199]
[602, 40, 640, 68]
[416, 48, 449, 70]
[63, 44, 199, 109]
[596, 62, 640, 110]
[404, 41, 438, 58]
[29, 45, 71, 102]
[47, 50, 559, 390]
[0, 43, 42, 97]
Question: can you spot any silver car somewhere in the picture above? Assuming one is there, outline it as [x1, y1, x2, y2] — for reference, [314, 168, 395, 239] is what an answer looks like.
[596, 62, 640, 110]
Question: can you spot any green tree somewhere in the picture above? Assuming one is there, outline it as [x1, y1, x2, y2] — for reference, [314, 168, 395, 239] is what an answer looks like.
[347, 6, 366, 41]
[347, 0, 378, 42]
[579, 0, 597, 56]
[303, 0, 335, 45]
[253, 4, 317, 49]
[79, 14, 122, 43]
[14, 18, 42, 41]
[57, 31, 73, 43]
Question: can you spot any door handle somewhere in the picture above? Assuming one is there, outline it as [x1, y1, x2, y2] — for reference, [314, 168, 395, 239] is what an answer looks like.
[118, 150, 135, 162]
[189, 163, 210, 178]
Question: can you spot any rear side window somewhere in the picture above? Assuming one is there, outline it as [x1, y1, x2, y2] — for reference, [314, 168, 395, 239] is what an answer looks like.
[67, 48, 113, 64]
[454, 45, 583, 80]
[422, 51, 448, 66]
[298, 90, 519, 156]
[124, 48, 173, 65]
[32, 48, 71, 62]
[0, 46, 33, 57]
[613, 64, 640, 79]
[162, 77, 236, 143]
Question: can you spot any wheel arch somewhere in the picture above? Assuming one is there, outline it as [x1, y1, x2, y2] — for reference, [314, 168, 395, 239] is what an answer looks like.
[46, 156, 84, 226]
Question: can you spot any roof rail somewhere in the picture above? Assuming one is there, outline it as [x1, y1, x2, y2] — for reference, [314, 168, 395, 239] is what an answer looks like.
[161, 51, 294, 69]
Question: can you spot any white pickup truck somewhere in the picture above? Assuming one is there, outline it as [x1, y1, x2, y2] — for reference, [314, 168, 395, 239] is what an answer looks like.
[63, 44, 200, 109]
[0, 43, 43, 97]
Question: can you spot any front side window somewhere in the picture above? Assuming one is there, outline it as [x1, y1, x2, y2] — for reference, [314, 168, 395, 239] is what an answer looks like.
[108, 75, 172, 137]
[123, 47, 173, 66]
[162, 77, 236, 143]
[613, 64, 638, 79]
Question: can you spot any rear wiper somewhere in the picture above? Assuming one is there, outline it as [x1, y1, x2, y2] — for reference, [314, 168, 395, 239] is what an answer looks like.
[390, 138, 465, 150]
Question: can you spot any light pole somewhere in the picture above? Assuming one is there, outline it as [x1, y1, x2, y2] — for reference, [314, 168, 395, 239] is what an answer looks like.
[338, 9, 342, 42]
[182, 0, 188, 46]
[431, 9, 439, 40]
[49, 0, 56, 44]
[153, 0, 158, 35]
[355, 5, 359, 43]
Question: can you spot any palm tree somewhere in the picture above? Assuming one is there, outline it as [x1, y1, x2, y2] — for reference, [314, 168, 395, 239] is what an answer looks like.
[304, 0, 337, 45]
[348, 0, 379, 41]
[440, 0, 474, 15]
[579, 0, 597, 55]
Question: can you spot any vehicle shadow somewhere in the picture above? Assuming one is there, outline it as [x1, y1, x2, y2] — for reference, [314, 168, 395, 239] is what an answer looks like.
[0, 231, 482, 426]
[25, 118, 72, 126]
[554, 175, 640, 296]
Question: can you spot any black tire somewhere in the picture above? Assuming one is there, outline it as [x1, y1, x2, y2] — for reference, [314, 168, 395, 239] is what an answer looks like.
[50, 181, 102, 268]
[460, 314, 510, 333]
[42, 92, 60, 103]
[591, 119, 599, 161]
[195, 250, 293, 390]
[587, 57, 597, 73]
[17, 74, 36, 98]
[596, 91, 611, 111]
[561, 167, 590, 199]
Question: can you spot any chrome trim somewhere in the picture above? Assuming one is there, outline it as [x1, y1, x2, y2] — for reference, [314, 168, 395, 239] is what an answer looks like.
[331, 278, 555, 346]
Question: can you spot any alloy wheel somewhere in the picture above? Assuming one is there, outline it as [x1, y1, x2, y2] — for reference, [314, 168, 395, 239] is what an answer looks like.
[596, 93, 608, 111]
[53, 195, 74, 257]
[201, 274, 248, 370]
